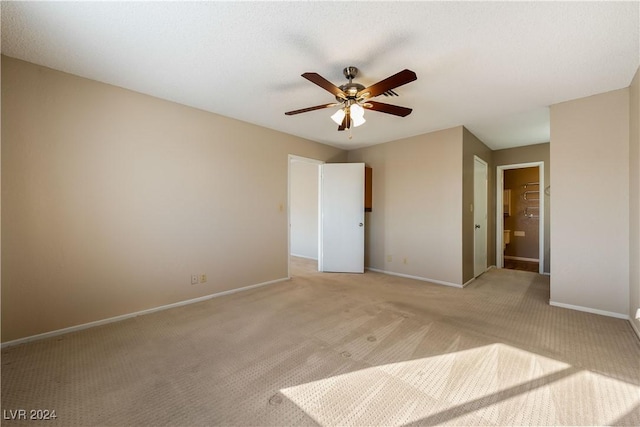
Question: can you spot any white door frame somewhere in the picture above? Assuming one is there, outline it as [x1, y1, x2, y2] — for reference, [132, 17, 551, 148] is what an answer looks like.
[287, 155, 323, 278]
[474, 156, 489, 277]
[496, 161, 545, 274]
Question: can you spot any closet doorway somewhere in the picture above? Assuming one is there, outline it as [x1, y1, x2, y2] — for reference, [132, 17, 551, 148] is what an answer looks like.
[496, 162, 544, 274]
[288, 155, 323, 277]
[287, 156, 365, 276]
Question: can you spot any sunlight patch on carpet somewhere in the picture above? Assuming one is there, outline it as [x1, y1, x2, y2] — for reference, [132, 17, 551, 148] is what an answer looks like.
[280, 343, 640, 426]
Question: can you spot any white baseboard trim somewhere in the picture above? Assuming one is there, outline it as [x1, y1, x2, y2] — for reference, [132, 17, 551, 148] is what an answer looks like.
[630, 319, 640, 341]
[549, 300, 628, 320]
[504, 256, 539, 262]
[542, 272, 551, 276]
[463, 277, 475, 287]
[290, 253, 318, 261]
[367, 267, 463, 288]
[1, 277, 289, 349]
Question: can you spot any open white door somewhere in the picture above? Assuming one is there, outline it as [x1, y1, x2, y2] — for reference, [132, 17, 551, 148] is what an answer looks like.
[474, 156, 488, 277]
[319, 163, 365, 273]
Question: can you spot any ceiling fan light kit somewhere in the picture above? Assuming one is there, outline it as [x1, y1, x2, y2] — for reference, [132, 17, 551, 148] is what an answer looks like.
[285, 66, 417, 136]
[330, 108, 346, 125]
[331, 103, 365, 127]
[350, 104, 366, 127]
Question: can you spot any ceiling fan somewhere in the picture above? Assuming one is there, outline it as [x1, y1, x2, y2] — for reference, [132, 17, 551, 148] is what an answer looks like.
[285, 66, 417, 132]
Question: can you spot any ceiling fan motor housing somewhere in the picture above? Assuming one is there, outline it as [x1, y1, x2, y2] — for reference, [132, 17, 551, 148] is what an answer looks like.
[336, 66, 365, 103]
[337, 82, 365, 102]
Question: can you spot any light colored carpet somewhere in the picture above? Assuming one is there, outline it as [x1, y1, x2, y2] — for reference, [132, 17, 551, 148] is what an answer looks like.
[2, 257, 639, 426]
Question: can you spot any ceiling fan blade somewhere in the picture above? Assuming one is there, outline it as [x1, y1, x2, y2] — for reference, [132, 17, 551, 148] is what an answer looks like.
[338, 114, 347, 131]
[302, 72, 346, 98]
[364, 101, 413, 117]
[357, 69, 417, 99]
[285, 103, 340, 115]
[338, 110, 351, 131]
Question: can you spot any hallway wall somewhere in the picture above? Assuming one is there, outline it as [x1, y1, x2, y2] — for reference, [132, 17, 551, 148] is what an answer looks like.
[550, 89, 629, 317]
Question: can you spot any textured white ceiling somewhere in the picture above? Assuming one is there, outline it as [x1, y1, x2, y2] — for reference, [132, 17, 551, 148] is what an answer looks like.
[2, 1, 638, 150]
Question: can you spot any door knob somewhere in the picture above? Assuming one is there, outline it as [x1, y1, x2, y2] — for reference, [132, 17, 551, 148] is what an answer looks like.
[359, 223, 364, 227]
[475, 224, 481, 229]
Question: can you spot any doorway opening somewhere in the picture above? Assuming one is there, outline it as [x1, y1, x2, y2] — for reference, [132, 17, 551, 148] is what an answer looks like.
[288, 157, 366, 277]
[288, 155, 323, 278]
[496, 162, 544, 274]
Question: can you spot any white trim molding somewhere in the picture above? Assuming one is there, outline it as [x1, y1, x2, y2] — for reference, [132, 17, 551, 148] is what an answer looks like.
[549, 300, 628, 320]
[367, 268, 464, 288]
[1, 277, 289, 349]
[496, 161, 545, 274]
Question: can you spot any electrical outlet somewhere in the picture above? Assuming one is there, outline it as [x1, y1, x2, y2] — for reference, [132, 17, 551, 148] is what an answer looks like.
[387, 255, 392, 262]
[200, 274, 207, 283]
[191, 274, 198, 285]
[403, 258, 408, 264]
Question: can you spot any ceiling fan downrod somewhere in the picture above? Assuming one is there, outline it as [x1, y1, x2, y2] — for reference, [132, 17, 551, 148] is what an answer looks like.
[343, 66, 358, 82]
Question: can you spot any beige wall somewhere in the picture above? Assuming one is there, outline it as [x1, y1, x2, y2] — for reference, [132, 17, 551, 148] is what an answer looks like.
[5, 54, 637, 342]
[348, 127, 464, 286]
[493, 143, 550, 274]
[462, 128, 493, 283]
[550, 89, 629, 316]
[1, 56, 346, 342]
[630, 67, 640, 334]
[290, 159, 319, 259]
